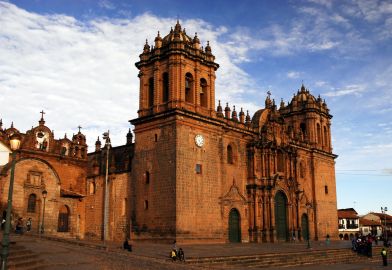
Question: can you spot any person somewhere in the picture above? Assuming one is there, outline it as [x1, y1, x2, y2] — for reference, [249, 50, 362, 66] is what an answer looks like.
[15, 217, 23, 234]
[26, 218, 32, 232]
[123, 238, 132, 252]
[170, 249, 177, 261]
[178, 248, 185, 262]
[170, 240, 178, 261]
[381, 248, 388, 266]
[367, 236, 373, 258]
[326, 234, 330, 246]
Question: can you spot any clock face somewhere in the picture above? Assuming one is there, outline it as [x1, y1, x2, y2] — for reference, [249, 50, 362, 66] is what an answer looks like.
[195, 134, 204, 147]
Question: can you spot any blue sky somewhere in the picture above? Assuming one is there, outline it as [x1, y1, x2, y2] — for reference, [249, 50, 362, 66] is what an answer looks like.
[1, 0, 391, 215]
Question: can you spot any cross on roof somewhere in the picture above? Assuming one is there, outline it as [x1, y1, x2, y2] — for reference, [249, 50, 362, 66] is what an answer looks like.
[40, 110, 45, 119]
[78, 125, 82, 133]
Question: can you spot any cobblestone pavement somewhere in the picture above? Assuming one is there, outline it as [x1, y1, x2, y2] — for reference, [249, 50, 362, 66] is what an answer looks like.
[6, 234, 392, 270]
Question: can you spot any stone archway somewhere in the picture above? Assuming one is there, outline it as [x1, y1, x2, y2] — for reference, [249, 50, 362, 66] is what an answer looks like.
[274, 191, 288, 241]
[228, 208, 241, 243]
[58, 205, 70, 232]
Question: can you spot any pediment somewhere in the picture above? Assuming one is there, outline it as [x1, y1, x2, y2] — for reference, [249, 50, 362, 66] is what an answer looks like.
[220, 181, 247, 205]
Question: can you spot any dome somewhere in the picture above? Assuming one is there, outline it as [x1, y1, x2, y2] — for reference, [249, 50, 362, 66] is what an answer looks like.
[162, 21, 193, 45]
[291, 84, 316, 104]
[251, 109, 270, 129]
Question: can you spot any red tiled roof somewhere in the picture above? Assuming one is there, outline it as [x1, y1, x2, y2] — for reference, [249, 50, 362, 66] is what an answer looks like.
[359, 217, 381, 226]
[338, 208, 358, 219]
[370, 212, 392, 222]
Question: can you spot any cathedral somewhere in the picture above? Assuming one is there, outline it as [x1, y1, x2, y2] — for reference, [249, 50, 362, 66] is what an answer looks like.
[0, 21, 338, 243]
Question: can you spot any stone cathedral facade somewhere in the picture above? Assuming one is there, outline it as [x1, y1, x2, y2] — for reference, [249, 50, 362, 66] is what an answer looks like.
[0, 22, 338, 243]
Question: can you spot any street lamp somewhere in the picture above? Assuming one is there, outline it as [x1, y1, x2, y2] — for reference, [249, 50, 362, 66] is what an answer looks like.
[40, 190, 48, 234]
[102, 131, 110, 243]
[381, 207, 388, 244]
[306, 202, 312, 249]
[1, 133, 21, 270]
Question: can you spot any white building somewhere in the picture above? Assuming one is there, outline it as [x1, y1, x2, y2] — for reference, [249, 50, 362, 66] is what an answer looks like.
[338, 208, 360, 240]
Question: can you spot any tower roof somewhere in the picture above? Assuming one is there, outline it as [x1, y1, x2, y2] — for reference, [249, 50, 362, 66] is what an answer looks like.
[136, 21, 219, 70]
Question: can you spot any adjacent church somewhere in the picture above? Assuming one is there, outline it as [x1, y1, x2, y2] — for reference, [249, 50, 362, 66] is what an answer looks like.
[0, 21, 338, 243]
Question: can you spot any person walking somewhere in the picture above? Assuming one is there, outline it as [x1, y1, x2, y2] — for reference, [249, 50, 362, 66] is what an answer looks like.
[26, 218, 32, 232]
[381, 248, 388, 266]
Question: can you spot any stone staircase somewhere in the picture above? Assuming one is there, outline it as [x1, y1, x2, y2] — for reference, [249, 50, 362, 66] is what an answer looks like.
[0, 240, 45, 270]
[187, 246, 385, 268]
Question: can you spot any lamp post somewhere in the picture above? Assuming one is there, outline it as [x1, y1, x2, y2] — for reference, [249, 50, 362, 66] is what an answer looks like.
[40, 190, 48, 234]
[306, 203, 312, 249]
[102, 131, 110, 243]
[381, 207, 388, 244]
[1, 133, 21, 270]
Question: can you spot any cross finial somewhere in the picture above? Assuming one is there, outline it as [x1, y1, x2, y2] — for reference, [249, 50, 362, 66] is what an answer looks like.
[40, 110, 45, 119]
[78, 125, 82, 133]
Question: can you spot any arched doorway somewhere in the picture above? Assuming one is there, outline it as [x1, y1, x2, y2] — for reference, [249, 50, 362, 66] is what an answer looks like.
[301, 213, 309, 241]
[274, 191, 288, 241]
[228, 208, 241, 243]
[58, 205, 70, 232]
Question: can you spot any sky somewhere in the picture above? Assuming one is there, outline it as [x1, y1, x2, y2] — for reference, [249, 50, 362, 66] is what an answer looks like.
[0, 0, 391, 215]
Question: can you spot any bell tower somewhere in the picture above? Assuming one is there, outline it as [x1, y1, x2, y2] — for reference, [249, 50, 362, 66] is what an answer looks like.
[135, 21, 219, 118]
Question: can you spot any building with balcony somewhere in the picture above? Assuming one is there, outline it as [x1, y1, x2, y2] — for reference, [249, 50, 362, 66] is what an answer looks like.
[338, 208, 359, 240]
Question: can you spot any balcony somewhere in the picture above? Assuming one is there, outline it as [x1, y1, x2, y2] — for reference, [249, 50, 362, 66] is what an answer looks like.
[346, 224, 358, 229]
[338, 224, 345, 229]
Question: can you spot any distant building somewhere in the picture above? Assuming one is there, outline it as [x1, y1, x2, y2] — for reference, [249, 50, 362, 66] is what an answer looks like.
[359, 217, 382, 236]
[362, 212, 392, 238]
[338, 208, 359, 240]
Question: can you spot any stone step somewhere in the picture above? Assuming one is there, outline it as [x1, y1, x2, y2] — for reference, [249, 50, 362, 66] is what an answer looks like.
[187, 246, 386, 268]
[1, 243, 44, 270]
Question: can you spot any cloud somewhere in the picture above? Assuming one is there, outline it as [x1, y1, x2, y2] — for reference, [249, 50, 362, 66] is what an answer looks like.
[287, 71, 301, 79]
[0, 2, 260, 148]
[98, 0, 115, 10]
[323, 84, 366, 97]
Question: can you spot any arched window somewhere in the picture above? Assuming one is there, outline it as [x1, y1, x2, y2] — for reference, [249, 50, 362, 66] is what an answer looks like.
[227, 145, 233, 164]
[145, 171, 150, 184]
[185, 73, 194, 103]
[148, 77, 154, 107]
[27, 194, 37, 213]
[89, 182, 95, 195]
[277, 150, 284, 172]
[144, 200, 149, 210]
[61, 144, 68, 156]
[323, 126, 328, 147]
[317, 123, 321, 144]
[162, 72, 169, 103]
[300, 123, 307, 139]
[200, 78, 208, 107]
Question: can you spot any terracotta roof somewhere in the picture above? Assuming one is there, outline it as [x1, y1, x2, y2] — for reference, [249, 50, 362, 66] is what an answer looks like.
[370, 212, 392, 222]
[338, 208, 358, 219]
[359, 217, 381, 226]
